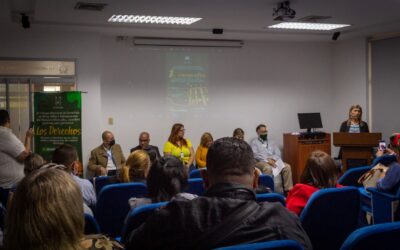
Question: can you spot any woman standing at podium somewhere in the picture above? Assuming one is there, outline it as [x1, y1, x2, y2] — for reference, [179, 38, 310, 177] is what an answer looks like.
[339, 105, 369, 133]
[338, 105, 370, 167]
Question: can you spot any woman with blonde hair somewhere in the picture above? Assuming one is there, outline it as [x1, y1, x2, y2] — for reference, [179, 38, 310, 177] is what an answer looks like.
[340, 105, 369, 133]
[120, 150, 150, 183]
[195, 132, 213, 169]
[5, 168, 84, 250]
[163, 123, 195, 170]
[5, 168, 123, 250]
[286, 150, 342, 215]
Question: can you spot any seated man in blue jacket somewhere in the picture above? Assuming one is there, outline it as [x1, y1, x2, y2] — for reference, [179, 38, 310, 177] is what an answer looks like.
[126, 137, 312, 250]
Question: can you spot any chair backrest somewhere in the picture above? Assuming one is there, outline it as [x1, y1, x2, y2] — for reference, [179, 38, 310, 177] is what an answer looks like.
[367, 182, 400, 224]
[84, 213, 101, 234]
[300, 187, 360, 250]
[338, 165, 371, 187]
[121, 201, 168, 243]
[95, 182, 148, 237]
[340, 221, 400, 250]
[93, 176, 113, 196]
[258, 174, 274, 192]
[371, 154, 397, 167]
[256, 193, 286, 207]
[189, 169, 203, 179]
[214, 239, 303, 250]
[187, 178, 205, 196]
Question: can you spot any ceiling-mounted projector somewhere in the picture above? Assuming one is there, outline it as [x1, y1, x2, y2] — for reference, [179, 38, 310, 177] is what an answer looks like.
[273, 1, 296, 21]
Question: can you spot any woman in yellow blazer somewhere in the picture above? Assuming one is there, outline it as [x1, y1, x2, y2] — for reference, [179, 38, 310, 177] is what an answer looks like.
[164, 123, 195, 171]
[195, 132, 214, 169]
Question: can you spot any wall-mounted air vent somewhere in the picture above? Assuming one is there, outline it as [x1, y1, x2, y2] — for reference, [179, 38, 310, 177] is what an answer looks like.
[74, 2, 107, 11]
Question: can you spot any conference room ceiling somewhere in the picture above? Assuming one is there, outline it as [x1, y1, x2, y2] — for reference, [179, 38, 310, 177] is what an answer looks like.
[1, 0, 400, 42]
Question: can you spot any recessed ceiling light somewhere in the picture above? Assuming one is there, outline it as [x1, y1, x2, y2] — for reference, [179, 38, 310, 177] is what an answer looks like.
[108, 15, 202, 25]
[269, 22, 350, 31]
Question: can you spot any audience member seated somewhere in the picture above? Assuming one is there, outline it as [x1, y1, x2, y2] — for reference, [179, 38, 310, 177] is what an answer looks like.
[6, 153, 46, 210]
[0, 110, 33, 195]
[120, 150, 150, 184]
[286, 150, 342, 216]
[250, 124, 293, 194]
[53, 144, 97, 210]
[130, 131, 161, 161]
[128, 156, 196, 210]
[23, 153, 45, 175]
[375, 133, 400, 161]
[88, 130, 126, 178]
[163, 123, 195, 171]
[232, 128, 245, 140]
[4, 168, 123, 250]
[195, 132, 213, 169]
[377, 162, 400, 194]
[126, 137, 312, 250]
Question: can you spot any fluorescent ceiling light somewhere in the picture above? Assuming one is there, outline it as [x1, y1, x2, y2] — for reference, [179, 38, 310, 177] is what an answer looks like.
[108, 15, 202, 25]
[44, 86, 61, 92]
[269, 22, 350, 31]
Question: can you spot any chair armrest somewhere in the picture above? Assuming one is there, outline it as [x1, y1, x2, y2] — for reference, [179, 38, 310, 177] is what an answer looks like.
[367, 188, 397, 201]
[367, 187, 397, 223]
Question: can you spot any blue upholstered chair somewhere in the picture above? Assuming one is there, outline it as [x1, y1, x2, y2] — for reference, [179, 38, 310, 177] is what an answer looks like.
[214, 240, 303, 250]
[189, 169, 203, 179]
[121, 201, 168, 243]
[256, 193, 286, 207]
[258, 174, 275, 192]
[95, 182, 148, 237]
[84, 213, 101, 234]
[187, 178, 205, 196]
[357, 155, 398, 224]
[300, 187, 360, 250]
[371, 154, 397, 167]
[338, 165, 371, 187]
[366, 185, 400, 224]
[93, 176, 113, 197]
[340, 221, 400, 250]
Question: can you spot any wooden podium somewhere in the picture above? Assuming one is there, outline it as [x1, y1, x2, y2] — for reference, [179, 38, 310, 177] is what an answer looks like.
[333, 132, 382, 172]
[283, 133, 331, 184]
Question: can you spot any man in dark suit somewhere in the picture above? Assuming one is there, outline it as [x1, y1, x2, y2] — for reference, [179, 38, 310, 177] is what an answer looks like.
[130, 132, 161, 163]
[87, 131, 125, 178]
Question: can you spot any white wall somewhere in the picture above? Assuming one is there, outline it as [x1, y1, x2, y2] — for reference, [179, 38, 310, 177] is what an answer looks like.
[0, 29, 104, 169]
[100, 37, 335, 155]
[0, 29, 369, 173]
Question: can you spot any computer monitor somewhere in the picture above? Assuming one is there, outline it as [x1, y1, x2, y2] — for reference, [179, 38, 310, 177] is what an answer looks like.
[297, 113, 323, 133]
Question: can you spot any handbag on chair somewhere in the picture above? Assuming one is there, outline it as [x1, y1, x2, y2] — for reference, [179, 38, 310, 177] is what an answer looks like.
[358, 163, 388, 189]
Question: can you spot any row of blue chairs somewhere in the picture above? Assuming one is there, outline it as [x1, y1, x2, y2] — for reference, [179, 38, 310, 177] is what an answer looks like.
[90, 184, 285, 238]
[93, 172, 275, 197]
[338, 154, 399, 224]
[216, 221, 400, 250]
[87, 186, 400, 250]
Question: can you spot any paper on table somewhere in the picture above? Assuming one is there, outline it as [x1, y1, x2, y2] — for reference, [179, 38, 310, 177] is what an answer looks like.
[272, 158, 285, 177]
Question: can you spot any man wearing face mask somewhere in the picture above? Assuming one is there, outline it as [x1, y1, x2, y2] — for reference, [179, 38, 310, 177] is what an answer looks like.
[88, 131, 126, 178]
[250, 124, 293, 195]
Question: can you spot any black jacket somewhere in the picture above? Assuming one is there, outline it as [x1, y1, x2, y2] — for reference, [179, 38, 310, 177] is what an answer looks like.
[126, 183, 312, 250]
[339, 121, 369, 133]
[130, 145, 161, 160]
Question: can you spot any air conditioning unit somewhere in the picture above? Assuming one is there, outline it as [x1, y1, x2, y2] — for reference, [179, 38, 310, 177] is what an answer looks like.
[133, 37, 244, 48]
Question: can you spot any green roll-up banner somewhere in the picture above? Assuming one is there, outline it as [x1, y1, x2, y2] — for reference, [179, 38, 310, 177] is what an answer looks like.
[33, 91, 82, 163]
